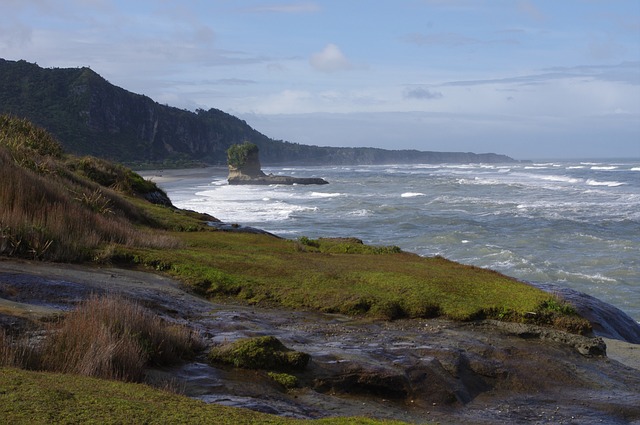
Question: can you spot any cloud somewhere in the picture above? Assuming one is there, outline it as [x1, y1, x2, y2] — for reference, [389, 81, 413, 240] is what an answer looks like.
[243, 2, 320, 14]
[309, 43, 353, 72]
[404, 87, 443, 100]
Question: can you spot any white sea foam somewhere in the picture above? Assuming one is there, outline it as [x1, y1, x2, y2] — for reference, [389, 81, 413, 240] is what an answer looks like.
[537, 175, 580, 184]
[567, 166, 585, 169]
[347, 209, 371, 217]
[591, 166, 618, 170]
[558, 271, 618, 283]
[310, 192, 343, 198]
[631, 167, 640, 171]
[401, 192, 426, 198]
[586, 179, 625, 187]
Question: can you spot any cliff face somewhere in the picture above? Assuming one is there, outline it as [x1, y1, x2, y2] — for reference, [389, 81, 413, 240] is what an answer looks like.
[0, 58, 519, 166]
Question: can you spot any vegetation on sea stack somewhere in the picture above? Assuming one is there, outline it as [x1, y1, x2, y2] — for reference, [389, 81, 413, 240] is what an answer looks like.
[227, 141, 259, 168]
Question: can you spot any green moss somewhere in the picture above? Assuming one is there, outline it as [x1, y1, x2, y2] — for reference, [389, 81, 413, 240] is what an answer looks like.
[208, 336, 310, 372]
[267, 372, 299, 389]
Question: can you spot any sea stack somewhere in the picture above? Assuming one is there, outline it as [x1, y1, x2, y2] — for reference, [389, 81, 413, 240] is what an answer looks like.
[227, 142, 328, 185]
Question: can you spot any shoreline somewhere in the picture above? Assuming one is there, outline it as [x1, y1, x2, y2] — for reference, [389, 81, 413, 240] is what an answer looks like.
[137, 166, 228, 184]
[1, 258, 639, 424]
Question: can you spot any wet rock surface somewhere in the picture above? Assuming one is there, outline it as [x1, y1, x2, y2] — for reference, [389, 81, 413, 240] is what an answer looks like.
[1, 258, 639, 425]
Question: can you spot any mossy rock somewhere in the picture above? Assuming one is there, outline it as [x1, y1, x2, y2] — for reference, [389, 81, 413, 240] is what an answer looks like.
[208, 336, 310, 372]
[267, 371, 299, 389]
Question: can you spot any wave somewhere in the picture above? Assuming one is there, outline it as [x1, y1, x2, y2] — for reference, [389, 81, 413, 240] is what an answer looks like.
[631, 167, 640, 171]
[309, 192, 343, 198]
[401, 192, 426, 198]
[537, 175, 580, 184]
[586, 179, 626, 187]
[347, 209, 372, 217]
[591, 166, 618, 170]
[558, 271, 618, 283]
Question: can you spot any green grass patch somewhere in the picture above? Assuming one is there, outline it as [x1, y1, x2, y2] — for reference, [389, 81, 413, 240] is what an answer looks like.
[117, 232, 572, 327]
[0, 367, 409, 425]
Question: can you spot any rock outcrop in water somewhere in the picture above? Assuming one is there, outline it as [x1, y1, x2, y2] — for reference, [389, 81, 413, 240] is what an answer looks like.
[227, 142, 328, 185]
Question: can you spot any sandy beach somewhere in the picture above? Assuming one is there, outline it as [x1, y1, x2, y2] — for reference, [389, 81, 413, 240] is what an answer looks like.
[137, 166, 228, 185]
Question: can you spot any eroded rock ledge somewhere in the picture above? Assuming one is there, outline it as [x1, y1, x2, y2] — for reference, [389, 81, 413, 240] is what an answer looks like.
[1, 260, 639, 425]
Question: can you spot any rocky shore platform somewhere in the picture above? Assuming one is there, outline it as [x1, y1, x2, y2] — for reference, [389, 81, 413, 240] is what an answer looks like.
[1, 258, 639, 425]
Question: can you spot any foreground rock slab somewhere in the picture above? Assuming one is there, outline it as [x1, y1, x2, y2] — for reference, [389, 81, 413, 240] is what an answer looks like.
[1, 259, 639, 425]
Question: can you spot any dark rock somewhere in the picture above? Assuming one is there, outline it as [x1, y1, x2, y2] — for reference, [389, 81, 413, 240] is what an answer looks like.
[229, 175, 329, 185]
[143, 189, 173, 207]
[488, 320, 607, 356]
[532, 281, 640, 344]
[207, 221, 279, 237]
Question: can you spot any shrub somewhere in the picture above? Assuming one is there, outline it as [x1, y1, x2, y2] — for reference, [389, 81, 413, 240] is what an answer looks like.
[226, 142, 258, 168]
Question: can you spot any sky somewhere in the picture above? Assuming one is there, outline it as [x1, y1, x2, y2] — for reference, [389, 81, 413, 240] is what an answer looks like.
[1, 0, 639, 160]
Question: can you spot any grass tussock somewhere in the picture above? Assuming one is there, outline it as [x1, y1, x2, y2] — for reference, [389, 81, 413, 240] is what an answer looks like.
[39, 295, 202, 381]
[0, 295, 202, 382]
[0, 329, 40, 370]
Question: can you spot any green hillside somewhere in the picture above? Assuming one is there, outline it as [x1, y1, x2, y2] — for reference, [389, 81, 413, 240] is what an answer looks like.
[0, 58, 516, 166]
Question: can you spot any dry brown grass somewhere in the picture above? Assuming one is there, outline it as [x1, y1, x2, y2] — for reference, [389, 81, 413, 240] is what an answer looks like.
[39, 295, 202, 381]
[1, 295, 202, 382]
[0, 328, 40, 370]
[0, 115, 182, 262]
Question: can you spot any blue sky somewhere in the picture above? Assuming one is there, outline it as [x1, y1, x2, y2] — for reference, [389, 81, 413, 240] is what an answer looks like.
[1, 0, 639, 159]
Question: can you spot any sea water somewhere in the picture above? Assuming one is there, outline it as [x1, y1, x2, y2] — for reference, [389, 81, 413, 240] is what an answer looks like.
[150, 160, 640, 322]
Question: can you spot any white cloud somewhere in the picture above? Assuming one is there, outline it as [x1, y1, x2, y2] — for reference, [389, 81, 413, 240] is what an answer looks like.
[309, 43, 353, 73]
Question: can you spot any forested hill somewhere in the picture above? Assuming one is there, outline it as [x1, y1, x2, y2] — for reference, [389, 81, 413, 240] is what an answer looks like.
[0, 59, 517, 166]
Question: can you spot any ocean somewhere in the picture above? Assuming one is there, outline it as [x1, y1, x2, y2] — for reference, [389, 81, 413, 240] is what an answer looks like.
[146, 160, 640, 322]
